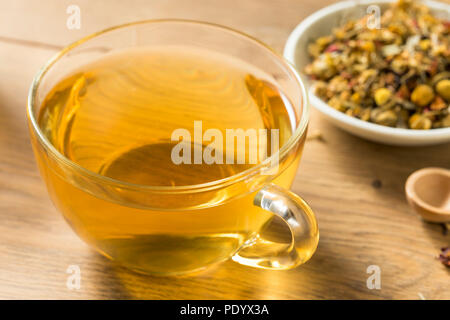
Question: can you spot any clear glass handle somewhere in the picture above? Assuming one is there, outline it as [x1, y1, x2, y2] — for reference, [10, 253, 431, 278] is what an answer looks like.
[232, 184, 319, 270]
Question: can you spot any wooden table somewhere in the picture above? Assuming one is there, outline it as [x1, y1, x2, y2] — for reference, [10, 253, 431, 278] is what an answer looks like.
[0, 0, 449, 300]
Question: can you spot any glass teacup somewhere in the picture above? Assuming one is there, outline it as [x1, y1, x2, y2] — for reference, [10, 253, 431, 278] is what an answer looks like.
[27, 20, 318, 276]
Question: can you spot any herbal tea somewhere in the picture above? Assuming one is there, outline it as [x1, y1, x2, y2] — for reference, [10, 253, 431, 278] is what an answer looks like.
[36, 46, 305, 274]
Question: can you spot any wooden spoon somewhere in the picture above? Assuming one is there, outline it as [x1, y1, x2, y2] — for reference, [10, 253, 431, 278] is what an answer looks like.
[405, 167, 450, 222]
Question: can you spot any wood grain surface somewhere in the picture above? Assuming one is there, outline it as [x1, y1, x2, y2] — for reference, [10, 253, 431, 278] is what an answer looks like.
[0, 0, 449, 299]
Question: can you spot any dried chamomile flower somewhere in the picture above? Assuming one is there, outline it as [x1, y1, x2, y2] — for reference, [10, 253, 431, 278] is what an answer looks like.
[435, 79, 450, 101]
[411, 85, 435, 107]
[409, 113, 432, 129]
[374, 88, 392, 106]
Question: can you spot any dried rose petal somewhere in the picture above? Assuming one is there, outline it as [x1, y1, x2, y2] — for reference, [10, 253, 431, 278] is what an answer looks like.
[325, 44, 339, 53]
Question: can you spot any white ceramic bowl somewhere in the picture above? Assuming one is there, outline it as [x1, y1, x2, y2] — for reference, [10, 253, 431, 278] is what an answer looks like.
[284, 0, 450, 146]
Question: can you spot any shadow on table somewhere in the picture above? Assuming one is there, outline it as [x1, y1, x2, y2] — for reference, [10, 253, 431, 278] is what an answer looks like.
[90, 234, 381, 300]
[320, 123, 450, 203]
[93, 254, 290, 299]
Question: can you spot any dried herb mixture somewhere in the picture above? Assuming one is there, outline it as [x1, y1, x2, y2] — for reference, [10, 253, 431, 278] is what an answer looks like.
[305, 0, 450, 129]
[439, 247, 450, 267]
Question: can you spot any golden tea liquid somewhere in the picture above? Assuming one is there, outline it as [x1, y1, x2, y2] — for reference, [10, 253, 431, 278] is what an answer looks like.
[35, 47, 305, 274]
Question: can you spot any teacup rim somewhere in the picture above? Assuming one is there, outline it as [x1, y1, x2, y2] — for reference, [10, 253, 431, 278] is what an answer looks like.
[27, 19, 309, 193]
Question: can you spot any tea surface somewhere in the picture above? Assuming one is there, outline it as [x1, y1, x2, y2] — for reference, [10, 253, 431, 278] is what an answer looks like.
[39, 47, 294, 186]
